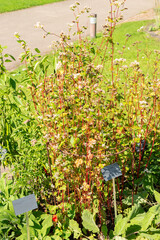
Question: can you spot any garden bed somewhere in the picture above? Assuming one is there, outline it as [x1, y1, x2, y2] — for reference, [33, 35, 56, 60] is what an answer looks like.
[0, 2, 160, 239]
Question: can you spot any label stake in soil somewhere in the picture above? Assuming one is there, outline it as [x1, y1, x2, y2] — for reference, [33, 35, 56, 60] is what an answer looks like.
[12, 194, 38, 239]
[26, 212, 30, 240]
[101, 163, 122, 219]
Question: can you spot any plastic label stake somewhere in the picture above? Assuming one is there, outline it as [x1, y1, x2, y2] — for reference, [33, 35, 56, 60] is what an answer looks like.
[101, 163, 122, 219]
[12, 194, 38, 240]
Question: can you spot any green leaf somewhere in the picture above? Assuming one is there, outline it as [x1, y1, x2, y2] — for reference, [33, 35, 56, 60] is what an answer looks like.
[52, 236, 62, 240]
[130, 213, 146, 225]
[62, 229, 72, 239]
[155, 214, 160, 225]
[41, 214, 53, 236]
[70, 136, 76, 147]
[141, 211, 155, 231]
[9, 78, 16, 90]
[34, 61, 40, 71]
[44, 237, 52, 240]
[139, 232, 160, 240]
[93, 199, 99, 219]
[101, 225, 108, 238]
[91, 47, 95, 55]
[125, 223, 141, 237]
[35, 48, 40, 53]
[149, 204, 160, 215]
[5, 59, 12, 62]
[8, 54, 16, 61]
[114, 237, 127, 240]
[114, 215, 128, 236]
[40, 56, 48, 64]
[13, 96, 23, 105]
[122, 191, 148, 206]
[154, 191, 160, 203]
[69, 219, 82, 239]
[128, 204, 144, 220]
[82, 210, 99, 233]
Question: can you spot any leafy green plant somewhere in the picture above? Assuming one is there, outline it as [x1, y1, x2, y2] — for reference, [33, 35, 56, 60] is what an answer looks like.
[0, 176, 55, 239]
[69, 209, 99, 240]
[113, 197, 160, 240]
[0, 0, 160, 237]
[12, 0, 160, 229]
[65, 196, 160, 239]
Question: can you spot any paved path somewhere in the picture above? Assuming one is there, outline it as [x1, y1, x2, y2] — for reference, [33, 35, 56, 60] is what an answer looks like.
[0, 0, 155, 70]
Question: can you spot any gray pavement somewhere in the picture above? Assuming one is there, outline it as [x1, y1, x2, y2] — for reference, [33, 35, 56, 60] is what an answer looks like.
[0, 0, 155, 70]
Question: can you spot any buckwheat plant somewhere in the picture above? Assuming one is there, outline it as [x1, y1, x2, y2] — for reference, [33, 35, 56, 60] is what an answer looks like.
[15, 0, 160, 229]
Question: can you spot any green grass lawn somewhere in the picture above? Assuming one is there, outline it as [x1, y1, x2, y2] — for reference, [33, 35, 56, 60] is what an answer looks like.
[93, 20, 160, 79]
[0, 0, 64, 13]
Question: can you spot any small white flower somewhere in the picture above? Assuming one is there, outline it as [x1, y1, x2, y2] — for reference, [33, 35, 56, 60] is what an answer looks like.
[144, 168, 151, 173]
[54, 172, 59, 179]
[37, 83, 43, 88]
[84, 6, 91, 12]
[139, 100, 148, 108]
[68, 23, 74, 28]
[122, 65, 128, 69]
[70, 4, 76, 10]
[95, 65, 103, 70]
[31, 139, 37, 146]
[14, 32, 20, 38]
[130, 60, 139, 68]
[55, 61, 62, 71]
[113, 58, 126, 65]
[113, 0, 125, 7]
[23, 119, 30, 124]
[73, 73, 80, 79]
[34, 22, 44, 29]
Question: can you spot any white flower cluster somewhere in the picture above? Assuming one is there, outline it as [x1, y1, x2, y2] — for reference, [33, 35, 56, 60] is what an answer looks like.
[73, 73, 80, 79]
[68, 23, 74, 29]
[130, 60, 139, 68]
[84, 6, 91, 13]
[113, 58, 126, 65]
[31, 139, 37, 146]
[112, 0, 125, 7]
[139, 100, 148, 108]
[95, 65, 103, 71]
[70, 1, 80, 11]
[55, 61, 62, 71]
[34, 22, 44, 29]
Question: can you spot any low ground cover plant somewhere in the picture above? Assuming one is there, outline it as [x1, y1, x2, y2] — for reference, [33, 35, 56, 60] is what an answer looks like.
[0, 1, 160, 239]
[0, 0, 64, 14]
